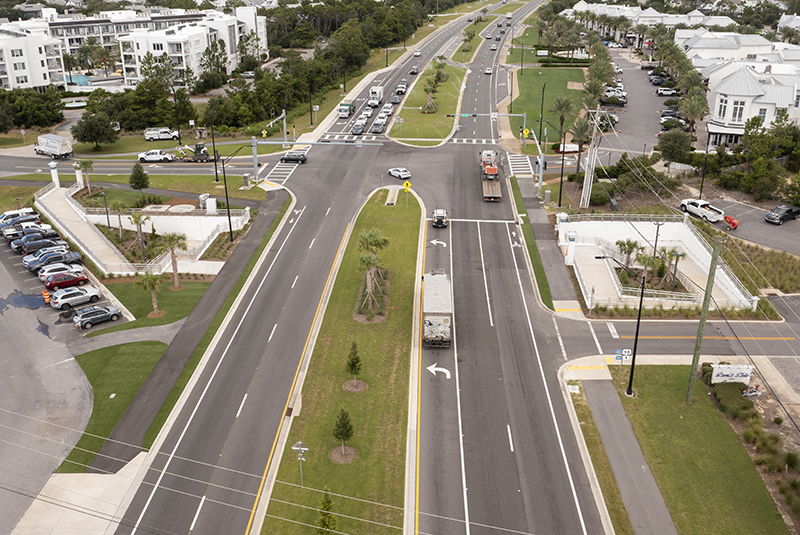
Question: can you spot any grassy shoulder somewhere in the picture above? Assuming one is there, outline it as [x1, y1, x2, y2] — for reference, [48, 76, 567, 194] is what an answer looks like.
[7, 173, 268, 201]
[56, 341, 168, 473]
[0, 186, 39, 211]
[142, 195, 291, 449]
[263, 189, 420, 535]
[509, 176, 554, 309]
[617, 366, 789, 535]
[493, 1, 525, 15]
[392, 64, 466, 143]
[569, 381, 634, 535]
[453, 18, 495, 63]
[506, 67, 584, 156]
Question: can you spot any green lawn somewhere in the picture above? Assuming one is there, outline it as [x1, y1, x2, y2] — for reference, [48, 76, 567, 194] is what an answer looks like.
[86, 281, 210, 337]
[505, 68, 585, 155]
[0, 186, 39, 212]
[263, 189, 419, 535]
[392, 64, 466, 142]
[7, 173, 268, 201]
[493, 1, 525, 15]
[508, 176, 553, 309]
[440, 0, 495, 15]
[142, 196, 291, 449]
[0, 133, 28, 148]
[616, 366, 790, 535]
[57, 341, 168, 473]
[510, 27, 540, 47]
[86, 188, 160, 207]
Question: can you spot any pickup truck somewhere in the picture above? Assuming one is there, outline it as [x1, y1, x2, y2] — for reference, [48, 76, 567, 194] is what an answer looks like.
[764, 204, 800, 225]
[144, 128, 180, 141]
[26, 251, 82, 273]
[680, 198, 724, 223]
[10, 230, 60, 253]
[4, 223, 52, 243]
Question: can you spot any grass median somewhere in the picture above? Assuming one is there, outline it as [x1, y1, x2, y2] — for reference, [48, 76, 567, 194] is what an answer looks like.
[392, 64, 466, 144]
[56, 341, 168, 473]
[263, 188, 420, 535]
[616, 366, 789, 535]
[493, 1, 525, 15]
[508, 176, 554, 309]
[452, 18, 495, 63]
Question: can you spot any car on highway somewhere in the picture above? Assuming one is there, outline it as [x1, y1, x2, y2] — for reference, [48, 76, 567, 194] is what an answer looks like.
[370, 122, 385, 134]
[280, 152, 307, 164]
[38, 262, 85, 281]
[361, 107, 373, 118]
[73, 305, 121, 330]
[351, 123, 364, 135]
[495, 36, 501, 41]
[484, 34, 492, 39]
[50, 286, 101, 310]
[765, 205, 800, 225]
[44, 272, 88, 291]
[138, 149, 175, 163]
[388, 167, 411, 179]
[500, 29, 505, 34]
[657, 87, 678, 96]
[396, 85, 406, 95]
[485, 67, 493, 75]
[382, 102, 394, 113]
[409, 66, 418, 75]
[506, 21, 511, 26]
[497, 22, 503, 27]
[391, 95, 402, 104]
[413, 50, 421, 57]
[491, 44, 497, 50]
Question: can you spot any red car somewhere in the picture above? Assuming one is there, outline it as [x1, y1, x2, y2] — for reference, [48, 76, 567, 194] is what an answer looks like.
[45, 272, 88, 291]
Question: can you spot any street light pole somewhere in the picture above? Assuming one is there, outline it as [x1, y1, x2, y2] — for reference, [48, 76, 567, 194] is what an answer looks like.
[538, 79, 547, 144]
[557, 123, 566, 207]
[100, 191, 110, 227]
[509, 70, 513, 114]
[210, 100, 220, 183]
[699, 128, 710, 200]
[172, 85, 182, 146]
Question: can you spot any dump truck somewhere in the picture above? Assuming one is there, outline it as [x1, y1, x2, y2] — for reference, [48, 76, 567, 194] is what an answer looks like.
[368, 86, 384, 107]
[338, 99, 355, 118]
[480, 150, 501, 202]
[175, 143, 216, 162]
[34, 134, 73, 159]
[423, 270, 453, 349]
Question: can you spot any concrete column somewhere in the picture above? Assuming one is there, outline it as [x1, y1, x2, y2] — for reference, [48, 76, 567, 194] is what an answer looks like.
[49, 161, 60, 189]
[73, 163, 84, 189]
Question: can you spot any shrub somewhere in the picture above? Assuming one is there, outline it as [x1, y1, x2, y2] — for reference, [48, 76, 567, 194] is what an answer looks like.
[660, 80, 677, 88]
[716, 170, 746, 190]
[130, 194, 164, 208]
[663, 98, 680, 106]
[589, 184, 609, 206]
[712, 382, 754, 419]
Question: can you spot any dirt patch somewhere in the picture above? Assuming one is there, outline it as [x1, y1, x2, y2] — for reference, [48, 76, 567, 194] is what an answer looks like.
[352, 270, 391, 324]
[147, 310, 166, 319]
[342, 379, 368, 393]
[330, 446, 358, 464]
[567, 81, 584, 90]
[169, 284, 185, 292]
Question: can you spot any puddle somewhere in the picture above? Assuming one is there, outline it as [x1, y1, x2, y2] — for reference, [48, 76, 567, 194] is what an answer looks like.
[0, 290, 48, 313]
[37, 319, 50, 337]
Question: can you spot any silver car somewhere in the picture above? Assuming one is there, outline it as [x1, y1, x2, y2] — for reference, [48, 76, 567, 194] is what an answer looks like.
[38, 262, 85, 282]
[50, 286, 101, 310]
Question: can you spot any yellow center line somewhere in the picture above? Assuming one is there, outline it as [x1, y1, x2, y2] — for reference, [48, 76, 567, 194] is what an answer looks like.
[244, 223, 350, 535]
[620, 335, 795, 341]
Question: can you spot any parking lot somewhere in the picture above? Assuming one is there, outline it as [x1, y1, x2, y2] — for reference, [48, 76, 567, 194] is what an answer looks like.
[0, 236, 125, 343]
[706, 199, 800, 257]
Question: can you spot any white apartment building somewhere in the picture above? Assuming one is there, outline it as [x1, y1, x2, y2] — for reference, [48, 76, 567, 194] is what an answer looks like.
[676, 28, 774, 63]
[0, 24, 64, 90]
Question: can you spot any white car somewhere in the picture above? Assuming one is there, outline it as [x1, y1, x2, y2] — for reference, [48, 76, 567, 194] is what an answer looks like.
[138, 149, 175, 163]
[414, 50, 421, 57]
[38, 262, 85, 282]
[485, 67, 493, 75]
[657, 87, 678, 96]
[50, 286, 101, 311]
[660, 116, 685, 124]
[376, 112, 388, 123]
[490, 44, 497, 51]
[382, 103, 394, 113]
[361, 107, 373, 118]
[388, 167, 411, 179]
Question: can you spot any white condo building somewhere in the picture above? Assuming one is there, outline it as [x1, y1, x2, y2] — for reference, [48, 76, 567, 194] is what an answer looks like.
[0, 23, 64, 90]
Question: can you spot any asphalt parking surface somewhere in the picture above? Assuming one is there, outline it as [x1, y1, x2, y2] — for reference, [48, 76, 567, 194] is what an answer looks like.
[704, 198, 800, 256]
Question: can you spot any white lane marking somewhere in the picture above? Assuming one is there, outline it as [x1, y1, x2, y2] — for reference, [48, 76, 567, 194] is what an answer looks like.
[449, 222, 471, 535]
[476, 222, 494, 327]
[268, 324, 277, 342]
[552, 317, 568, 360]
[189, 495, 206, 531]
[236, 394, 247, 418]
[607, 322, 619, 338]
[325, 206, 331, 215]
[309, 238, 315, 249]
[130, 206, 307, 535]
[291, 275, 298, 289]
[507, 424, 515, 452]
[588, 322, 603, 355]
[505, 222, 589, 534]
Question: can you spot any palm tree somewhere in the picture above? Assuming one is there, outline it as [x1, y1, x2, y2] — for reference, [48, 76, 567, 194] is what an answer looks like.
[95, 46, 120, 77]
[634, 24, 649, 49]
[542, 31, 559, 58]
[162, 232, 188, 289]
[128, 212, 150, 261]
[135, 272, 165, 316]
[63, 53, 79, 84]
[357, 228, 389, 309]
[680, 88, 710, 135]
[76, 36, 102, 70]
[616, 17, 632, 45]
[110, 200, 126, 240]
[564, 30, 582, 63]
[434, 55, 447, 82]
[423, 77, 438, 113]
[582, 78, 605, 106]
[616, 239, 642, 268]
[677, 69, 704, 94]
[569, 116, 591, 173]
[532, 18, 548, 44]
[76, 159, 93, 194]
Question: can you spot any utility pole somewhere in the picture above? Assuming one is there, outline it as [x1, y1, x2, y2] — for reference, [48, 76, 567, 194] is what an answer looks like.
[686, 236, 722, 405]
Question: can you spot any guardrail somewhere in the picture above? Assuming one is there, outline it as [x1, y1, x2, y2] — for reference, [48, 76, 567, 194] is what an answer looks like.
[185, 222, 227, 261]
[563, 213, 684, 224]
[82, 207, 249, 218]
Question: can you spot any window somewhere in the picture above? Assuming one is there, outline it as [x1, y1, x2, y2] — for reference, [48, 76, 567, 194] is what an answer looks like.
[43, 73, 46, 80]
[153, 43, 163, 51]
[15, 75, 28, 84]
[13, 62, 25, 71]
[11, 49, 22, 57]
[732, 100, 745, 122]
[38, 47, 42, 54]
[718, 96, 727, 118]
[795, 94, 800, 108]
[758, 108, 767, 122]
[40, 60, 44, 67]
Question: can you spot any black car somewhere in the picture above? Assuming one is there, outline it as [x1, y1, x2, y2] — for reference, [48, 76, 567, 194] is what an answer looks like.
[765, 205, 800, 225]
[280, 153, 307, 164]
[22, 239, 68, 255]
[500, 29, 505, 34]
[506, 21, 511, 26]
[11, 232, 57, 253]
[5, 226, 45, 243]
[409, 66, 418, 75]
[650, 77, 667, 85]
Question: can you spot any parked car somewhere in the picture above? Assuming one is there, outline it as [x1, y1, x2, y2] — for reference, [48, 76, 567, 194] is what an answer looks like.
[660, 116, 685, 125]
[0, 214, 41, 232]
[765, 205, 800, 225]
[22, 239, 68, 256]
[22, 246, 69, 268]
[657, 87, 678, 96]
[650, 76, 667, 85]
[3, 222, 52, 242]
[608, 41, 623, 48]
[680, 198, 724, 223]
[11, 232, 59, 253]
[26, 251, 82, 273]
[38, 262, 85, 281]
[280, 153, 307, 164]
[388, 167, 411, 179]
[73, 305, 121, 330]
[51, 286, 101, 310]
[44, 272, 88, 291]
[0, 207, 37, 224]
[138, 149, 175, 163]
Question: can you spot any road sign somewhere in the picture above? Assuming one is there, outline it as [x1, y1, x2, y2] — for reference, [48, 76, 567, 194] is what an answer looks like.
[524, 128, 529, 137]
[292, 441, 309, 454]
[461, 113, 470, 117]
[397, 118, 404, 123]
[621, 349, 632, 362]
[261, 129, 267, 138]
[403, 180, 411, 191]
[313, 105, 319, 111]
[615, 349, 622, 361]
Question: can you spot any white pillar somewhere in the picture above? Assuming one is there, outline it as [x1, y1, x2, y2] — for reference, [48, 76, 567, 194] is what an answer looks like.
[74, 163, 84, 189]
[49, 161, 60, 189]
[205, 197, 217, 215]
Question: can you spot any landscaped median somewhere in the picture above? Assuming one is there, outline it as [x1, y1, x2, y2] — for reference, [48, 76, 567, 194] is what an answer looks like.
[263, 188, 421, 535]
[390, 63, 466, 146]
